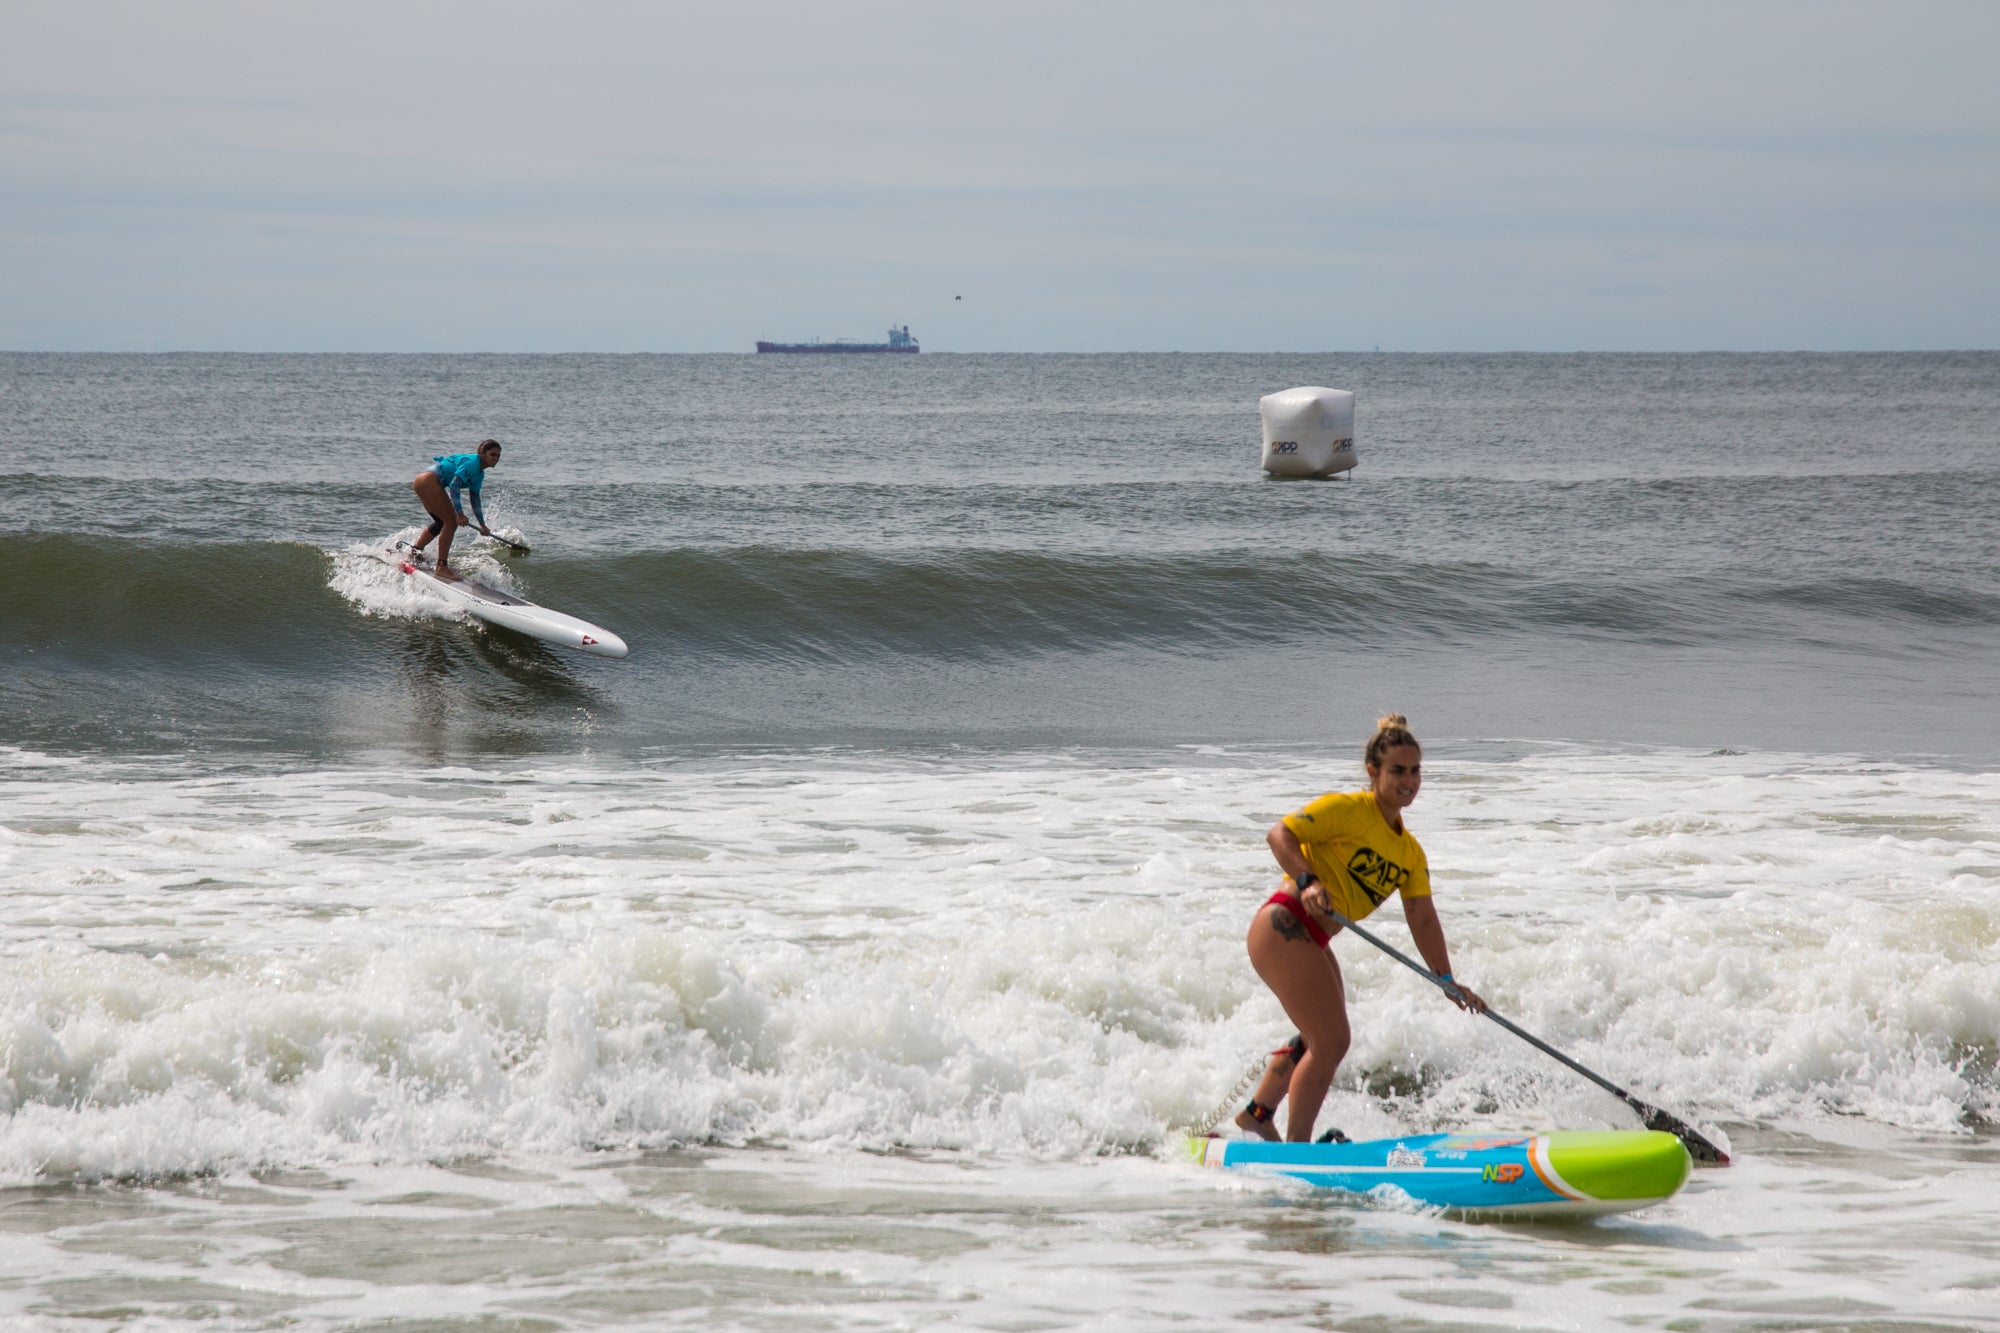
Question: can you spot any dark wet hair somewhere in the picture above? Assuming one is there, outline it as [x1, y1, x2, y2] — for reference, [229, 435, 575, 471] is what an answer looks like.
[478, 438, 502, 454]
[1364, 713, 1419, 770]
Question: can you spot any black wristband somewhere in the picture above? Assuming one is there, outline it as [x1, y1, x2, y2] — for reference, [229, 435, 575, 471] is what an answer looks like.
[1293, 871, 1317, 891]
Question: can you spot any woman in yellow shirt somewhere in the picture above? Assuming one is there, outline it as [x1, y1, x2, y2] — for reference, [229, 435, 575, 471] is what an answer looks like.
[1237, 714, 1486, 1142]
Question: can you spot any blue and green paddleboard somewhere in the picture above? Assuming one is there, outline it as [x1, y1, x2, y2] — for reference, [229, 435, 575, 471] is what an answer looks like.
[1190, 1129, 1692, 1218]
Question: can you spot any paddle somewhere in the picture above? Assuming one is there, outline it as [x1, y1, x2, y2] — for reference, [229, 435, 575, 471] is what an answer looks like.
[1322, 906, 1730, 1166]
[483, 530, 531, 555]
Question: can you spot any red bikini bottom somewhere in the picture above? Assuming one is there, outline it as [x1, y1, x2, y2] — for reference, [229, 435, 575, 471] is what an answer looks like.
[1263, 890, 1332, 948]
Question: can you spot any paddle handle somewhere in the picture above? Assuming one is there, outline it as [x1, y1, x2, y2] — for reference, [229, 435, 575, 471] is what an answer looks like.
[1322, 905, 1729, 1165]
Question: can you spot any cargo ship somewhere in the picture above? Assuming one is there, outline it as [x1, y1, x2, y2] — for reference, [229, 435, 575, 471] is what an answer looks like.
[756, 325, 918, 354]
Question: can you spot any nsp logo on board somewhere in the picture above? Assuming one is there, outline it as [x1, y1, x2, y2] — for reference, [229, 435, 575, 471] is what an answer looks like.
[1482, 1163, 1526, 1183]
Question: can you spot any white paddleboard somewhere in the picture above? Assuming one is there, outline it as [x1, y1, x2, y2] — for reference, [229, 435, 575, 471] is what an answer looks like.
[388, 548, 628, 658]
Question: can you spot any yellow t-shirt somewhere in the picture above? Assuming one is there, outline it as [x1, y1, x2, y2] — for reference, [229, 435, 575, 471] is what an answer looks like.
[1281, 790, 1431, 922]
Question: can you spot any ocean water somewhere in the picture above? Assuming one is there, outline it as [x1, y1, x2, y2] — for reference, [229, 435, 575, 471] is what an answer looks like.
[2, 352, 1998, 1330]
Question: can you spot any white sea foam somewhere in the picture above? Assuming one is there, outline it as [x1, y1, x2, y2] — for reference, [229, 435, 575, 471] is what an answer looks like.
[324, 528, 522, 625]
[1, 746, 1995, 1185]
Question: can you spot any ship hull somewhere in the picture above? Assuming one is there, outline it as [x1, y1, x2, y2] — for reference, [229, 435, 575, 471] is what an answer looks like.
[756, 342, 919, 354]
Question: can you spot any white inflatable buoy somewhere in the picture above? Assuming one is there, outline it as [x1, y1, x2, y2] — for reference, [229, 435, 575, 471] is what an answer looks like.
[1260, 386, 1357, 477]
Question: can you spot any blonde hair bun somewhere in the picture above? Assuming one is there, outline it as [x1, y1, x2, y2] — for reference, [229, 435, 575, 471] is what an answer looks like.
[1364, 713, 1420, 769]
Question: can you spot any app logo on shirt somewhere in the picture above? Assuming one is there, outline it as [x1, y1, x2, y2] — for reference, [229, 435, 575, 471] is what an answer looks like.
[1345, 846, 1411, 905]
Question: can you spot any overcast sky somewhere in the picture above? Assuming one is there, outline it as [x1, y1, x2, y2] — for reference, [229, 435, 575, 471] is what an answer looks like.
[4, 1, 1996, 352]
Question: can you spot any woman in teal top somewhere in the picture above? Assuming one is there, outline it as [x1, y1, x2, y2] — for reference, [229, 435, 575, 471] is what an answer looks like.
[408, 438, 501, 575]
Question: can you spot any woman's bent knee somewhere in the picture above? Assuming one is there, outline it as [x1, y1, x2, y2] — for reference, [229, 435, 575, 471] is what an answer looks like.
[1306, 1025, 1351, 1066]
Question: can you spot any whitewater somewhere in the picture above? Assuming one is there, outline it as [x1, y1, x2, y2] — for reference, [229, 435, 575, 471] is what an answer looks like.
[4, 744, 1997, 1326]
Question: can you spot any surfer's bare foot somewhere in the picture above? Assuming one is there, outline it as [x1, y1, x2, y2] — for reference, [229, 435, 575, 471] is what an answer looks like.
[1234, 1108, 1281, 1141]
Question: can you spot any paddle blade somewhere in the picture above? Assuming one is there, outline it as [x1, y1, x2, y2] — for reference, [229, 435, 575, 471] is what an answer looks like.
[1641, 1104, 1730, 1166]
